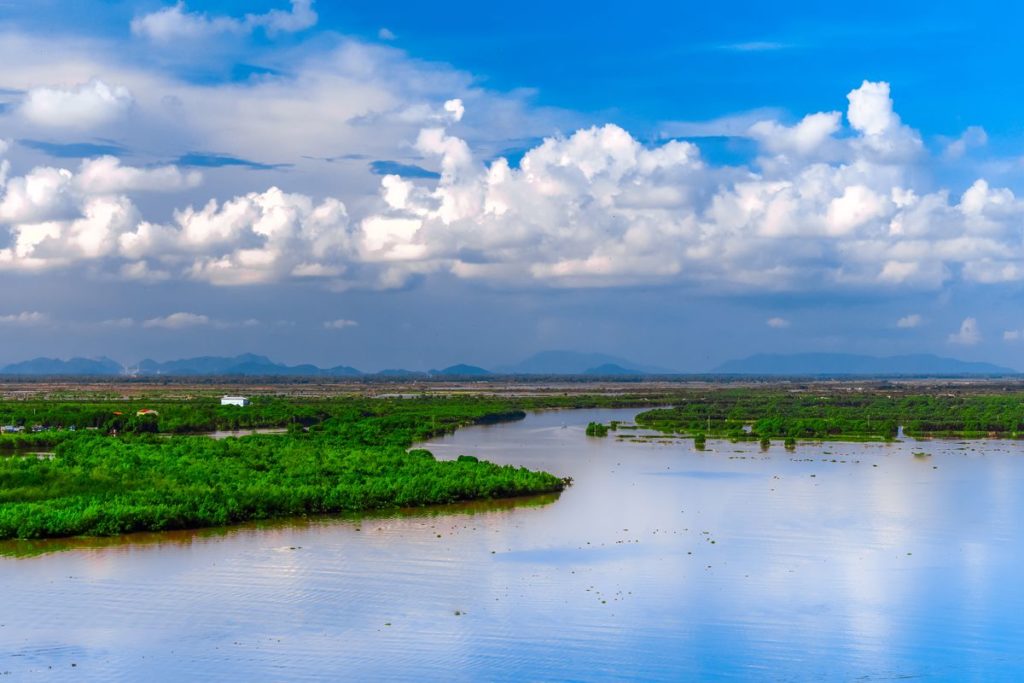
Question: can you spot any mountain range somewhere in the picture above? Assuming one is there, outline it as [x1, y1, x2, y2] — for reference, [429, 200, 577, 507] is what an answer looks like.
[0, 351, 1016, 377]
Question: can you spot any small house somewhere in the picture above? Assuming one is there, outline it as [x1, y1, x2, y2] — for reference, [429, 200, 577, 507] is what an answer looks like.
[221, 396, 250, 407]
[136, 409, 159, 417]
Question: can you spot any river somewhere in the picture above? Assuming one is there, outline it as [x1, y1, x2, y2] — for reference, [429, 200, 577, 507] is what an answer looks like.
[2, 407, 1024, 680]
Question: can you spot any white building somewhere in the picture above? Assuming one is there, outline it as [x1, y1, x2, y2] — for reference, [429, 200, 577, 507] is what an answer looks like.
[221, 396, 250, 407]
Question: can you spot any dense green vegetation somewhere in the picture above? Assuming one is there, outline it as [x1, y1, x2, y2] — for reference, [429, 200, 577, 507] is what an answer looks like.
[0, 397, 570, 540]
[0, 393, 660, 436]
[634, 390, 1024, 440]
[7, 384, 1024, 541]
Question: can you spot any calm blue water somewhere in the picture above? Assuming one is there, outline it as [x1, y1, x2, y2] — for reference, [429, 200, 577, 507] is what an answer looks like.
[2, 408, 1024, 681]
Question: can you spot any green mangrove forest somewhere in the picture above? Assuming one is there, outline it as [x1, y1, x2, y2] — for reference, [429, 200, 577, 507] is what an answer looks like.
[633, 390, 1024, 440]
[0, 396, 578, 540]
[5, 384, 1024, 541]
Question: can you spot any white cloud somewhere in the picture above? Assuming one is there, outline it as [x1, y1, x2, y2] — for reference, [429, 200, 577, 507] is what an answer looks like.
[131, 0, 317, 42]
[749, 111, 841, 156]
[766, 317, 790, 328]
[0, 27, 575, 203]
[19, 79, 133, 129]
[948, 317, 981, 346]
[75, 156, 201, 194]
[897, 314, 922, 328]
[943, 126, 988, 160]
[0, 157, 199, 268]
[143, 312, 210, 329]
[3, 77, 1024, 297]
[444, 98, 465, 123]
[131, 3, 242, 41]
[0, 311, 48, 326]
[323, 319, 358, 329]
[378, 28, 397, 41]
[658, 108, 784, 139]
[846, 80, 922, 160]
[1003, 329, 1021, 342]
[252, 0, 317, 35]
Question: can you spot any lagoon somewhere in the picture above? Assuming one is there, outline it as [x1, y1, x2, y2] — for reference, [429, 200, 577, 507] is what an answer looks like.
[2, 407, 1024, 680]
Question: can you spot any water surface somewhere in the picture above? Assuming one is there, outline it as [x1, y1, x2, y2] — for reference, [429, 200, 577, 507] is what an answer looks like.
[3, 408, 1024, 680]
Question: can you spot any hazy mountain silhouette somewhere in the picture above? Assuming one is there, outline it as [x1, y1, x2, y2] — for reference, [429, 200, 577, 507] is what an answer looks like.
[584, 363, 645, 376]
[135, 354, 362, 377]
[0, 357, 123, 376]
[435, 364, 492, 376]
[498, 351, 672, 375]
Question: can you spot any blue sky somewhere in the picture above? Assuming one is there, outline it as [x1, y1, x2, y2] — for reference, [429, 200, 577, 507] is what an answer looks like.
[0, 0, 1023, 371]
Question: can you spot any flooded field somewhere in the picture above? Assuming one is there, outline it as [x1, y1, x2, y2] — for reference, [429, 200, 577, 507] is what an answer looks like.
[3, 408, 1024, 680]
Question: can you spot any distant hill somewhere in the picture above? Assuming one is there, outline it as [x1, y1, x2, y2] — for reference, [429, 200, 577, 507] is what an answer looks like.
[713, 353, 1017, 376]
[0, 353, 383, 377]
[435, 364, 492, 376]
[138, 353, 271, 375]
[133, 354, 365, 377]
[325, 365, 362, 377]
[499, 351, 672, 375]
[374, 368, 427, 378]
[584, 363, 644, 376]
[1, 357, 123, 376]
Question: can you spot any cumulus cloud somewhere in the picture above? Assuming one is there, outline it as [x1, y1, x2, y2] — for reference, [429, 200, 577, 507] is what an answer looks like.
[0, 311, 48, 326]
[131, 0, 317, 42]
[443, 98, 465, 123]
[948, 317, 981, 346]
[766, 317, 790, 329]
[3, 79, 1024, 297]
[1003, 329, 1021, 342]
[142, 312, 210, 329]
[0, 155, 202, 269]
[339, 81, 1019, 290]
[126, 187, 353, 286]
[897, 314, 922, 328]
[19, 80, 133, 129]
[75, 156, 201, 194]
[749, 111, 841, 156]
[846, 80, 922, 160]
[324, 319, 358, 329]
[378, 28, 397, 41]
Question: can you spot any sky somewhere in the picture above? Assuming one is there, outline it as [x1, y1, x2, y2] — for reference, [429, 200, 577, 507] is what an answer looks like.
[1, 0, 1024, 371]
